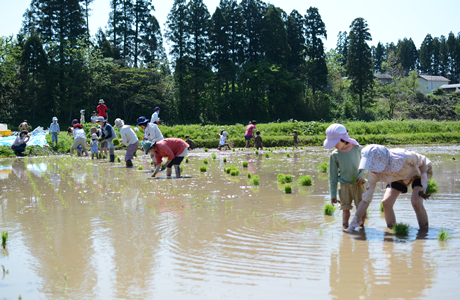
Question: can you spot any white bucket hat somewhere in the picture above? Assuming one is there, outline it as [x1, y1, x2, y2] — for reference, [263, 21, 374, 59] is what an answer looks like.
[52, 117, 58, 121]
[323, 124, 359, 149]
[359, 144, 406, 173]
[99, 99, 105, 104]
[114, 118, 124, 128]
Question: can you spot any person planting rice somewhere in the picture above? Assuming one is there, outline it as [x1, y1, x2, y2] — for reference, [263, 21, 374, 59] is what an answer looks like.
[12, 130, 30, 156]
[151, 107, 161, 124]
[146, 138, 189, 178]
[254, 130, 263, 149]
[137, 116, 164, 164]
[97, 116, 117, 162]
[70, 123, 89, 156]
[89, 133, 99, 160]
[114, 118, 139, 167]
[324, 124, 366, 229]
[217, 130, 230, 150]
[347, 144, 432, 231]
[185, 135, 195, 150]
[244, 120, 257, 148]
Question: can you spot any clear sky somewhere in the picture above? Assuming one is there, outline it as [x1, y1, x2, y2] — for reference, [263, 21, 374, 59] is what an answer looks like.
[1, 0, 459, 52]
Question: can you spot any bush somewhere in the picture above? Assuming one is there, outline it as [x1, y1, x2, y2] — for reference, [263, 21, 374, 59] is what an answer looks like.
[242, 161, 248, 167]
[323, 203, 336, 216]
[251, 175, 260, 185]
[318, 162, 328, 173]
[392, 223, 409, 236]
[200, 166, 207, 172]
[298, 175, 312, 186]
[284, 184, 292, 193]
[432, 88, 446, 96]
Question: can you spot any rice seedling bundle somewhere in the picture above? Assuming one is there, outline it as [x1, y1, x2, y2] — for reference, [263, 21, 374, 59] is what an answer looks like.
[285, 174, 293, 183]
[392, 223, 409, 236]
[200, 166, 207, 172]
[323, 203, 336, 216]
[277, 173, 286, 184]
[298, 175, 312, 186]
[203, 158, 208, 164]
[284, 184, 292, 194]
[318, 162, 328, 173]
[242, 161, 248, 167]
[438, 229, 451, 241]
[251, 175, 260, 185]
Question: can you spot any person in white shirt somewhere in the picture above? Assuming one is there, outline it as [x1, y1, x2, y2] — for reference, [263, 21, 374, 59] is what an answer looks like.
[150, 107, 160, 124]
[12, 130, 30, 156]
[114, 118, 139, 167]
[70, 123, 89, 156]
[49, 117, 60, 147]
[137, 116, 163, 165]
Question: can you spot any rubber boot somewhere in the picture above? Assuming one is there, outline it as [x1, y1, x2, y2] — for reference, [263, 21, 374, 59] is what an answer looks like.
[174, 165, 181, 178]
[126, 159, 133, 168]
[110, 154, 115, 163]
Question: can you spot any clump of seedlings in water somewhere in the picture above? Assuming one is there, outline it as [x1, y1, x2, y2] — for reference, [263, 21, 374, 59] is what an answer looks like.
[285, 174, 293, 183]
[103, 154, 107, 159]
[223, 157, 227, 163]
[251, 175, 260, 185]
[318, 162, 328, 173]
[392, 223, 409, 236]
[230, 169, 240, 176]
[2, 231, 8, 249]
[265, 153, 270, 158]
[203, 158, 208, 164]
[242, 161, 248, 167]
[138, 166, 144, 170]
[211, 153, 216, 159]
[298, 175, 312, 186]
[247, 172, 252, 178]
[180, 165, 184, 172]
[278, 173, 287, 184]
[255, 150, 259, 155]
[286, 153, 290, 158]
[117, 157, 121, 163]
[284, 184, 292, 194]
[200, 166, 207, 172]
[204, 148, 209, 152]
[323, 203, 336, 216]
[232, 148, 235, 152]
[185, 157, 189, 163]
[419, 178, 439, 200]
[438, 229, 451, 241]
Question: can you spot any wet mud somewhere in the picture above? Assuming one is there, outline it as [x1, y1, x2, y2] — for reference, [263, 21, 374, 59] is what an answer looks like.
[0, 145, 459, 299]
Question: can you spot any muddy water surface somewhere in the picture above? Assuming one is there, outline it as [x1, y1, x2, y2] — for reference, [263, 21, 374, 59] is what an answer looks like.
[0, 145, 459, 299]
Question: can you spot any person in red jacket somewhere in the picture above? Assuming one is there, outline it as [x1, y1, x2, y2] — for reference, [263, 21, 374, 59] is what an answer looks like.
[97, 99, 108, 120]
[146, 138, 189, 178]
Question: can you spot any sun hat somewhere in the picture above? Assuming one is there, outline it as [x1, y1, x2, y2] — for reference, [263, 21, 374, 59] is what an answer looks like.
[80, 109, 85, 114]
[96, 116, 105, 122]
[142, 141, 155, 154]
[98, 99, 105, 104]
[52, 117, 58, 121]
[154, 107, 160, 112]
[73, 123, 83, 129]
[323, 123, 359, 149]
[114, 118, 124, 128]
[72, 119, 78, 125]
[358, 144, 406, 173]
[20, 130, 28, 135]
[91, 133, 98, 139]
[137, 116, 149, 126]
[251, 120, 257, 125]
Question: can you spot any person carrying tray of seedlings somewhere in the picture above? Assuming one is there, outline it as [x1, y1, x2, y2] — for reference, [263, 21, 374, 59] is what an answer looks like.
[347, 144, 432, 231]
[114, 118, 139, 167]
[146, 138, 189, 178]
[324, 124, 366, 229]
[97, 116, 117, 162]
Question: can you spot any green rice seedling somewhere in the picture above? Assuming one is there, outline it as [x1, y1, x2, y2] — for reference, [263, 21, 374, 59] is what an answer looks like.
[232, 148, 235, 152]
[438, 229, 451, 241]
[180, 165, 184, 172]
[419, 178, 439, 199]
[285, 174, 293, 183]
[226, 168, 231, 174]
[265, 153, 270, 158]
[323, 203, 336, 216]
[204, 148, 209, 152]
[223, 157, 227, 163]
[392, 223, 409, 236]
[277, 173, 286, 184]
[251, 175, 260, 185]
[117, 157, 121, 163]
[211, 153, 217, 159]
[161, 163, 166, 170]
[298, 175, 312, 186]
[230, 169, 240, 176]
[138, 166, 143, 170]
[380, 202, 384, 212]
[1, 231, 8, 249]
[103, 154, 107, 159]
[247, 172, 252, 178]
[200, 166, 207, 172]
[318, 162, 328, 173]
[223, 167, 228, 173]
[242, 161, 248, 167]
[255, 150, 259, 155]
[133, 151, 137, 157]
[98, 153, 102, 159]
[203, 158, 208, 164]
[284, 184, 292, 194]
[185, 157, 189, 163]
[112, 138, 120, 146]
[286, 153, 290, 158]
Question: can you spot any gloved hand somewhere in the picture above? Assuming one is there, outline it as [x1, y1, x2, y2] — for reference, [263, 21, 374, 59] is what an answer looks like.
[420, 173, 429, 192]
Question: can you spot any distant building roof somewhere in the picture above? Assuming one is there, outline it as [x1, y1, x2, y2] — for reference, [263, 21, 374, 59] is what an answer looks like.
[440, 84, 460, 88]
[374, 74, 392, 79]
[418, 75, 450, 82]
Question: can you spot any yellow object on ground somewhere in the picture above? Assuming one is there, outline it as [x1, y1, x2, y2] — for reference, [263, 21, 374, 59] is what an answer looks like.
[0, 130, 12, 137]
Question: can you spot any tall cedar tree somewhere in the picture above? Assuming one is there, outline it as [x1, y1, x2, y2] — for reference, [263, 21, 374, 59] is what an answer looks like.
[187, 0, 212, 123]
[336, 31, 348, 68]
[373, 42, 385, 73]
[304, 7, 327, 94]
[240, 0, 266, 63]
[431, 37, 441, 75]
[82, 0, 94, 37]
[439, 35, 449, 77]
[346, 17, 374, 114]
[286, 10, 306, 77]
[419, 34, 434, 74]
[397, 38, 418, 71]
[447, 32, 460, 83]
[165, 0, 190, 117]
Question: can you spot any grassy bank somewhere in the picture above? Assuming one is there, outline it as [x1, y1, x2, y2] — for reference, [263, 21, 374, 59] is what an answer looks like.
[1, 120, 460, 157]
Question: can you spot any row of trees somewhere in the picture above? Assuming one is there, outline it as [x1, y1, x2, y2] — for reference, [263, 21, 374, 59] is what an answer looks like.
[1, 0, 460, 128]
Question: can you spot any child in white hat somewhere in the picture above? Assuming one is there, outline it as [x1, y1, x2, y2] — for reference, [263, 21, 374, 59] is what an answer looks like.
[324, 123, 367, 229]
[90, 133, 99, 160]
[49, 117, 60, 147]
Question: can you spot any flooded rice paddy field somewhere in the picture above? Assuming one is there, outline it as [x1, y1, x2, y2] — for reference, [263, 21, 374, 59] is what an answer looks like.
[0, 145, 459, 299]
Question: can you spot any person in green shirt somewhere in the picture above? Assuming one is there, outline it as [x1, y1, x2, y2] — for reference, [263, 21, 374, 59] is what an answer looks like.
[324, 124, 367, 229]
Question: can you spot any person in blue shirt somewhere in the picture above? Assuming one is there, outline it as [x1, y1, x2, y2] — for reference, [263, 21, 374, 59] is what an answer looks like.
[50, 117, 60, 147]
